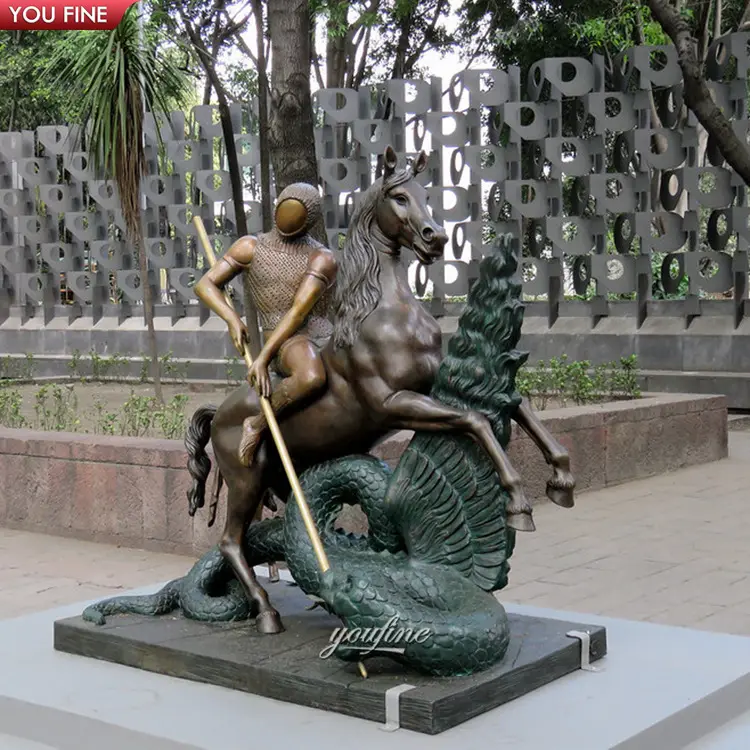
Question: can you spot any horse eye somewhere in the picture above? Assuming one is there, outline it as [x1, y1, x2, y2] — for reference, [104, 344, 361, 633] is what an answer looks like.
[394, 195, 408, 206]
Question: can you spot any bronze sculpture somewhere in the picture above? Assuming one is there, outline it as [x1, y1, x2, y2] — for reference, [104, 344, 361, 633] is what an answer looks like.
[84, 147, 574, 676]
[183, 146, 572, 636]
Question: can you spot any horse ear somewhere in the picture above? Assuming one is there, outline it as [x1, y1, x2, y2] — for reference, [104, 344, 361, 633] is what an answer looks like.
[383, 145, 398, 178]
[412, 151, 428, 175]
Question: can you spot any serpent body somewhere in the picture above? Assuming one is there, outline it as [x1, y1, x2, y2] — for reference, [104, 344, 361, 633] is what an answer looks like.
[84, 238, 528, 676]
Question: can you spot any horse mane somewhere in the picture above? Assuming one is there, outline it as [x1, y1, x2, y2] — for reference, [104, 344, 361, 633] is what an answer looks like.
[331, 166, 414, 349]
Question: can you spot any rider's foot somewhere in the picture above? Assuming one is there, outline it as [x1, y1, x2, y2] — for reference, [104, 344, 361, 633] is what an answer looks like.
[238, 417, 263, 467]
[256, 608, 284, 634]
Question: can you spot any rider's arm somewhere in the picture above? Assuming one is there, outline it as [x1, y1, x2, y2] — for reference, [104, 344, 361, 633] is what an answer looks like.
[194, 236, 257, 328]
[257, 249, 337, 364]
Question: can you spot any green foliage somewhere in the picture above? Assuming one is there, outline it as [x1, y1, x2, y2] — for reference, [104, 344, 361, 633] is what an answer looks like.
[570, 1, 668, 54]
[225, 355, 243, 387]
[65, 349, 190, 383]
[0, 31, 82, 130]
[91, 399, 118, 435]
[516, 354, 642, 410]
[49, 7, 189, 230]
[159, 351, 189, 383]
[0, 5, 191, 133]
[34, 384, 81, 432]
[0, 354, 35, 382]
[0, 385, 26, 428]
[155, 394, 190, 439]
[68, 349, 83, 378]
[89, 349, 127, 379]
[22, 353, 35, 381]
[224, 65, 259, 103]
[92, 391, 189, 438]
[0, 383, 189, 439]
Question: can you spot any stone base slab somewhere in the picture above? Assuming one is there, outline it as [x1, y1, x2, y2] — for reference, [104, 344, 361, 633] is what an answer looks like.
[2, 586, 750, 748]
[52, 579, 606, 735]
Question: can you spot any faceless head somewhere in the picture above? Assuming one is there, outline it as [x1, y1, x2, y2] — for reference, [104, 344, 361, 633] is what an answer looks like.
[275, 183, 323, 238]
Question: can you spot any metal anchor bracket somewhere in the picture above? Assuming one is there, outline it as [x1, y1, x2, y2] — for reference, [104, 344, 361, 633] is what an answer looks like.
[381, 684, 417, 732]
[566, 630, 600, 672]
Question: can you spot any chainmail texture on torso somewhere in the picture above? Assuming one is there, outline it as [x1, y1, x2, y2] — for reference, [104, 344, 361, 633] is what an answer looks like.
[244, 230, 334, 350]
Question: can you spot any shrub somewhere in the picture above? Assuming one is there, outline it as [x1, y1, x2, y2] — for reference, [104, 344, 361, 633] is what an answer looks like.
[516, 354, 641, 409]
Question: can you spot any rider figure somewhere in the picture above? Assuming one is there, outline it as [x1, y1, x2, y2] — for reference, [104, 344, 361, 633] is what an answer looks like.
[194, 183, 337, 466]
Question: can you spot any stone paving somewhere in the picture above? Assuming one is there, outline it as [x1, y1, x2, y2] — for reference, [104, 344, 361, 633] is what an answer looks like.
[2, 432, 750, 636]
[0, 532, 194, 620]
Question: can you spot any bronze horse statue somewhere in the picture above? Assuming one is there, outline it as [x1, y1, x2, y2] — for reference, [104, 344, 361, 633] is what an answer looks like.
[185, 146, 573, 635]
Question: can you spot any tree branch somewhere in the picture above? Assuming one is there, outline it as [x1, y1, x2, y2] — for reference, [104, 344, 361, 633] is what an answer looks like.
[693, 0, 713, 61]
[404, 0, 445, 76]
[232, 28, 270, 95]
[351, 23, 372, 89]
[310, 15, 326, 90]
[462, 19, 492, 71]
[347, 0, 381, 39]
[739, 0, 750, 30]
[647, 0, 750, 185]
[713, 0, 723, 39]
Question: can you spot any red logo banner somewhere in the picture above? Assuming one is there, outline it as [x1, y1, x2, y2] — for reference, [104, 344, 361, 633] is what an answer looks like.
[0, 0, 138, 30]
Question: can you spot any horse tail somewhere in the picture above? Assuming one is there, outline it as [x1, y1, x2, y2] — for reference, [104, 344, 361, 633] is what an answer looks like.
[185, 405, 217, 517]
[207, 467, 224, 528]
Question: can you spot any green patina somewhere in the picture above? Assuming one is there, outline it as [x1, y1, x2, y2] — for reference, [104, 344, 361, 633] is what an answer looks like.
[83, 235, 528, 677]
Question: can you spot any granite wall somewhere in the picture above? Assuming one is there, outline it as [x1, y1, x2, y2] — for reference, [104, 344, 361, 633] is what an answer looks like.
[0, 393, 728, 555]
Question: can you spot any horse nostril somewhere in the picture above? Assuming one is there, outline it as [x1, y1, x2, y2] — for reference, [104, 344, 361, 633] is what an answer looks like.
[422, 226, 435, 242]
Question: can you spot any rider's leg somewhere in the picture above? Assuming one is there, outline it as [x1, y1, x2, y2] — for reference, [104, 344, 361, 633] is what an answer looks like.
[239, 336, 327, 466]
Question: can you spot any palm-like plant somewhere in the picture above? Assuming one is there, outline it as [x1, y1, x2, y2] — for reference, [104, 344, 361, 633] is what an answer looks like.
[52, 7, 189, 402]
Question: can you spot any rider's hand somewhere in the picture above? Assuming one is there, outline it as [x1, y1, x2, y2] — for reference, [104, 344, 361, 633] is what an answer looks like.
[248, 357, 272, 399]
[228, 317, 248, 356]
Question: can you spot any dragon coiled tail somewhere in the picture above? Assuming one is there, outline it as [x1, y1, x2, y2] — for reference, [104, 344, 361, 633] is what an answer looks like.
[185, 405, 217, 517]
[82, 579, 182, 625]
[282, 456, 511, 676]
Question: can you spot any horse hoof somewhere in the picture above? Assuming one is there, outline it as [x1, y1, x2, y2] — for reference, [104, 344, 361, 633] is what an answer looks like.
[507, 512, 535, 532]
[256, 609, 284, 634]
[547, 483, 575, 508]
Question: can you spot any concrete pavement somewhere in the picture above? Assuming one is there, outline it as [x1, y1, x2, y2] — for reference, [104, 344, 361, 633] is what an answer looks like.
[2, 432, 750, 635]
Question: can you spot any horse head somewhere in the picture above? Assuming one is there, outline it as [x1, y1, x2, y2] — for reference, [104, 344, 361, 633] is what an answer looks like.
[375, 145, 448, 266]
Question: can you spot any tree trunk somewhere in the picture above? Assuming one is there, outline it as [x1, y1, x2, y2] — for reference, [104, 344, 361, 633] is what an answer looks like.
[647, 0, 750, 186]
[713, 0, 723, 39]
[267, 0, 325, 243]
[137, 232, 164, 403]
[326, 23, 348, 89]
[184, 16, 263, 358]
[252, 0, 272, 231]
[326, 17, 350, 158]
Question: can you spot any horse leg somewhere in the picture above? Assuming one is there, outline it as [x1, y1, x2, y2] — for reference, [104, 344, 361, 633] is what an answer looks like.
[513, 401, 575, 508]
[216, 456, 284, 634]
[375, 390, 535, 531]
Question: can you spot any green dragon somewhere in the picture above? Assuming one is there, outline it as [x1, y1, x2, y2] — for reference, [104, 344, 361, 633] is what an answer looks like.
[83, 235, 571, 677]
